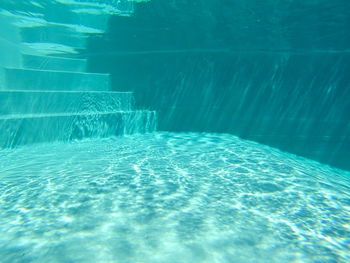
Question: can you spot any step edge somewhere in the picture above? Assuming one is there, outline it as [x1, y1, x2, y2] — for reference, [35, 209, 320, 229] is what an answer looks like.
[4, 67, 110, 76]
[22, 54, 87, 62]
[0, 111, 156, 120]
[0, 90, 132, 94]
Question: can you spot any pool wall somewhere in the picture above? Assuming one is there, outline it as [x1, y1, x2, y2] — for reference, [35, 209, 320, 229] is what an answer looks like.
[87, 0, 350, 171]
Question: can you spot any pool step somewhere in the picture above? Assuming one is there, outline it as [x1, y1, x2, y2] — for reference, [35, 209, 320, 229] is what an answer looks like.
[48, 1, 134, 30]
[21, 42, 80, 57]
[68, 9, 110, 31]
[2, 68, 110, 91]
[1, 9, 104, 34]
[0, 110, 157, 148]
[0, 90, 134, 114]
[0, 2, 45, 16]
[22, 54, 87, 72]
[19, 24, 93, 48]
[0, 0, 158, 149]
[56, 0, 134, 13]
[0, 1, 130, 30]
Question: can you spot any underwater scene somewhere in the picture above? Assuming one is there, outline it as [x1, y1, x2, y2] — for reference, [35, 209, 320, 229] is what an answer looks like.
[0, 0, 349, 262]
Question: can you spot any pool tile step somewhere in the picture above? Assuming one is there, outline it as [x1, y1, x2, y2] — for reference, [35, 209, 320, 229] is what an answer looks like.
[68, 10, 109, 31]
[0, 1, 123, 30]
[0, 0, 158, 148]
[2, 68, 110, 91]
[20, 42, 80, 57]
[55, 0, 134, 13]
[1, 9, 104, 35]
[0, 110, 157, 148]
[0, 90, 134, 114]
[19, 25, 94, 48]
[22, 54, 87, 72]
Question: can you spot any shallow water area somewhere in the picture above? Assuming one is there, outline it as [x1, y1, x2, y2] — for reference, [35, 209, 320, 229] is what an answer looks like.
[0, 132, 350, 263]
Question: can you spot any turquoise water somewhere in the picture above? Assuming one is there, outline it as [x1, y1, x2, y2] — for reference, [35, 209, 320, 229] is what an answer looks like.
[1, 0, 350, 262]
[1, 133, 350, 263]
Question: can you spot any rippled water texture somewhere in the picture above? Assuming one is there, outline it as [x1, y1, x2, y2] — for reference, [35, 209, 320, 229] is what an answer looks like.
[0, 132, 349, 263]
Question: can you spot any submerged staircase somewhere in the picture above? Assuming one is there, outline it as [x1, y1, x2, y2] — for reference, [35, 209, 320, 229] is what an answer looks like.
[0, 0, 156, 148]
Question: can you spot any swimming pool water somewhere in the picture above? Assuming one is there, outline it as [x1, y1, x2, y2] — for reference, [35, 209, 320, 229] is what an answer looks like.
[0, 132, 349, 263]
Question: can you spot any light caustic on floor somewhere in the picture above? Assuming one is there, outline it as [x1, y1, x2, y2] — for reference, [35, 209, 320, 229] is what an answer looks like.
[0, 132, 349, 263]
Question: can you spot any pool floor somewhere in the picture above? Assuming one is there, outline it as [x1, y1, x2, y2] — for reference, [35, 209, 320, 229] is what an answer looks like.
[0, 132, 349, 263]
